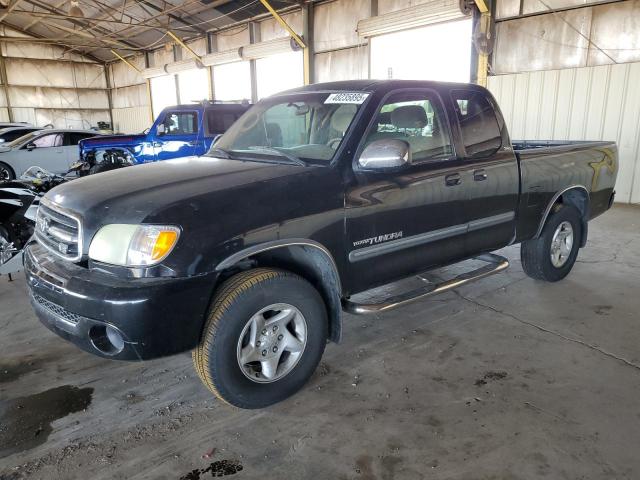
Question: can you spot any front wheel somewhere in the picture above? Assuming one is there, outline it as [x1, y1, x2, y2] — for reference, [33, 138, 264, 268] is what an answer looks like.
[0, 162, 15, 181]
[521, 204, 582, 282]
[193, 268, 328, 409]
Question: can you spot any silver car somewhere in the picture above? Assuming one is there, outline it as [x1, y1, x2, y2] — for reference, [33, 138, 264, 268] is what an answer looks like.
[0, 129, 99, 180]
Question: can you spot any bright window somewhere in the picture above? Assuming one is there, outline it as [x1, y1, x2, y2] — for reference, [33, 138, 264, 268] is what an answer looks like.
[370, 20, 472, 83]
[150, 75, 178, 117]
[256, 51, 304, 100]
[178, 68, 210, 104]
[214, 61, 252, 102]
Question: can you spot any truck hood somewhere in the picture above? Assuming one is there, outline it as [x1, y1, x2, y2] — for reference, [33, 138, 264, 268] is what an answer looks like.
[46, 156, 316, 244]
[79, 133, 146, 149]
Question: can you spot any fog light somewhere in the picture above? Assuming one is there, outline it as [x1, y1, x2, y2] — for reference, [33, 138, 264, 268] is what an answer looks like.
[89, 324, 125, 355]
[106, 325, 125, 352]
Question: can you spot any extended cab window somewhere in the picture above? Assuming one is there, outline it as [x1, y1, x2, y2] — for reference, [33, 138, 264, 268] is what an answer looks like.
[163, 112, 198, 135]
[213, 92, 366, 162]
[366, 91, 452, 162]
[451, 90, 502, 158]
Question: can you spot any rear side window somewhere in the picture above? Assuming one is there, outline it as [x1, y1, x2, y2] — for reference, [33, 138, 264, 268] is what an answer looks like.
[206, 109, 244, 136]
[451, 90, 502, 158]
[163, 112, 198, 135]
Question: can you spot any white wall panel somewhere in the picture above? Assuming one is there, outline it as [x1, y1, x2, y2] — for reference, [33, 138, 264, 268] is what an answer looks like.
[314, 0, 370, 52]
[111, 55, 146, 88]
[112, 84, 148, 109]
[112, 107, 151, 134]
[378, 0, 433, 14]
[0, 108, 9, 122]
[314, 46, 368, 83]
[216, 27, 250, 51]
[488, 62, 640, 203]
[260, 11, 302, 42]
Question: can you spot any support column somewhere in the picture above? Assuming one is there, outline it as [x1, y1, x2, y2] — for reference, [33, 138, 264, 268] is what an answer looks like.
[302, 2, 314, 85]
[249, 22, 259, 103]
[0, 50, 14, 122]
[104, 64, 115, 132]
[144, 51, 154, 122]
[207, 32, 216, 101]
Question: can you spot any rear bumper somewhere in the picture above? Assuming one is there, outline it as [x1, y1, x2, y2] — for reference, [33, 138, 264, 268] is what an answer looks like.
[25, 242, 218, 360]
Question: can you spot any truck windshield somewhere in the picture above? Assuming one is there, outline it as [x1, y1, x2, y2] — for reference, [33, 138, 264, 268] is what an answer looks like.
[210, 92, 368, 164]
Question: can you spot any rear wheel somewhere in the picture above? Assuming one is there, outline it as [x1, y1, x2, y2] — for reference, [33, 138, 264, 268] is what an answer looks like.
[193, 268, 328, 409]
[0, 162, 15, 181]
[521, 204, 582, 282]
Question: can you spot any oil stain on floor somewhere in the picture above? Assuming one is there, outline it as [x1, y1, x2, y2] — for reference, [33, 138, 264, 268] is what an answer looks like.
[0, 385, 93, 458]
[179, 460, 244, 479]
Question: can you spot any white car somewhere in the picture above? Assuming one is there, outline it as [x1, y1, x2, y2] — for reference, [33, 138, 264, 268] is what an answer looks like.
[0, 129, 99, 180]
[0, 126, 40, 144]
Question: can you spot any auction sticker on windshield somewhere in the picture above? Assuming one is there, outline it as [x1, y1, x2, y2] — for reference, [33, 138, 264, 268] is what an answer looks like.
[325, 92, 369, 104]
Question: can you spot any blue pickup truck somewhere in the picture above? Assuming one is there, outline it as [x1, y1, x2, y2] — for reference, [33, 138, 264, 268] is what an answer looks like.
[79, 101, 251, 171]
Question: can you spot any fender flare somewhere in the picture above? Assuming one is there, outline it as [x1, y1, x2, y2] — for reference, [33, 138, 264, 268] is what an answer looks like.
[216, 239, 344, 343]
[534, 185, 590, 245]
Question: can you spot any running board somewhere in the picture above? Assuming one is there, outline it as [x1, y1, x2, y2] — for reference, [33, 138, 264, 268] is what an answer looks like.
[342, 253, 509, 315]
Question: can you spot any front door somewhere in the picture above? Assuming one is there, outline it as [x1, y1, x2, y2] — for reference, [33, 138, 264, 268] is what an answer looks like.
[448, 89, 519, 255]
[154, 110, 200, 160]
[21, 132, 66, 174]
[345, 89, 468, 294]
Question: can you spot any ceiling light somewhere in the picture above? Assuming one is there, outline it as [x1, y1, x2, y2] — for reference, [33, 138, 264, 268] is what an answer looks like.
[69, 0, 84, 17]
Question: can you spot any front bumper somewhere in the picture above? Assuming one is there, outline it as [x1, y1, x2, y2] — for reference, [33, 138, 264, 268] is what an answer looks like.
[25, 242, 218, 360]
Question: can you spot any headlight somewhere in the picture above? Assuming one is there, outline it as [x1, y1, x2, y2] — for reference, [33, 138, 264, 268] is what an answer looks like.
[89, 224, 180, 267]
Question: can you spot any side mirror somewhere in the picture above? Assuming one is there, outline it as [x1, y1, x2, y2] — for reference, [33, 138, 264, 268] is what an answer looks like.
[156, 124, 165, 136]
[358, 139, 411, 171]
[26, 143, 36, 151]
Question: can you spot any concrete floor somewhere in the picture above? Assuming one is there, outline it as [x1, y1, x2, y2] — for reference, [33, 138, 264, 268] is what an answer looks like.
[1, 204, 639, 480]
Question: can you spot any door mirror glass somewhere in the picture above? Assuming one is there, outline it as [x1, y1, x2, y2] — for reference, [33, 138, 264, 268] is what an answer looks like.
[156, 124, 165, 135]
[26, 142, 36, 151]
[358, 139, 411, 171]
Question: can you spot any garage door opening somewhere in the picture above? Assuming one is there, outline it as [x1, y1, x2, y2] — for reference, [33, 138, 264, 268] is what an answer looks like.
[370, 19, 472, 83]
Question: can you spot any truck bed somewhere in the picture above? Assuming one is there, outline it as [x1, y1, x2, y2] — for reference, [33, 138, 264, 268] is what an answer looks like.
[512, 139, 618, 242]
[512, 140, 610, 152]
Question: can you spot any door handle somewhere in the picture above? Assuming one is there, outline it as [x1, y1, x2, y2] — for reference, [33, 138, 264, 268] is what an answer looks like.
[152, 142, 163, 148]
[445, 173, 462, 186]
[187, 141, 197, 147]
[474, 169, 488, 181]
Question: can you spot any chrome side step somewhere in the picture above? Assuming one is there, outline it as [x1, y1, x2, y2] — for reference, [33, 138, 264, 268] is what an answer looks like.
[342, 253, 509, 315]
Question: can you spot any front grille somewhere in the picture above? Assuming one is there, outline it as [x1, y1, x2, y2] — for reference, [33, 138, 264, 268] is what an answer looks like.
[32, 293, 82, 326]
[35, 200, 82, 261]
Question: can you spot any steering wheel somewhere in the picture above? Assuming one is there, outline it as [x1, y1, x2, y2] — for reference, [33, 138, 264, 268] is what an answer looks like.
[327, 137, 343, 149]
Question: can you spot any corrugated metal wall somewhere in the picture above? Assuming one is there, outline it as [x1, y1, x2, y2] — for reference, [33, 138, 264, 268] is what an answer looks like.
[112, 107, 151, 134]
[487, 62, 640, 204]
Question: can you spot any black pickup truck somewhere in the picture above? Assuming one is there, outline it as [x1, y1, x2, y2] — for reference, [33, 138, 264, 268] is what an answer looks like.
[25, 80, 618, 408]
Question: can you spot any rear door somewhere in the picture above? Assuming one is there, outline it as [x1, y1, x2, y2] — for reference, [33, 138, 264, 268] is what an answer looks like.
[345, 89, 468, 293]
[20, 132, 67, 174]
[449, 89, 519, 255]
[154, 110, 200, 160]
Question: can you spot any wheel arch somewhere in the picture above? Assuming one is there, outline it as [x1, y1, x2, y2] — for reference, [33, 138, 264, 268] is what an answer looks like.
[216, 239, 344, 343]
[535, 185, 590, 247]
[0, 161, 16, 180]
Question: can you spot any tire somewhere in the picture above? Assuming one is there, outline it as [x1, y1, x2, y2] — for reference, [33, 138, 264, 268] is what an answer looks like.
[0, 162, 15, 181]
[521, 204, 582, 282]
[193, 268, 328, 409]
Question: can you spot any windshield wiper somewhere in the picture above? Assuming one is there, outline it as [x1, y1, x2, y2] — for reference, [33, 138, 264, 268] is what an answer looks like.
[208, 147, 232, 159]
[247, 146, 307, 167]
